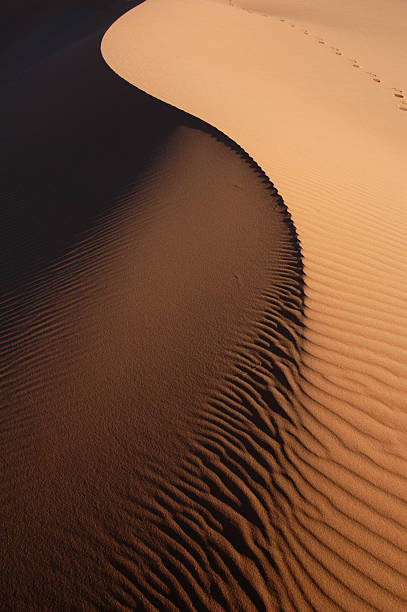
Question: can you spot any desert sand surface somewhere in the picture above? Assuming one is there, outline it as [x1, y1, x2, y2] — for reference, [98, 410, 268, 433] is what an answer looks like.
[1, 2, 303, 609]
[102, 0, 407, 609]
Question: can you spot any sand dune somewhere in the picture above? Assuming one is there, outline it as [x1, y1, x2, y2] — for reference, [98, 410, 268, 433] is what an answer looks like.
[2, 0, 407, 608]
[1, 5, 303, 608]
[101, 0, 407, 609]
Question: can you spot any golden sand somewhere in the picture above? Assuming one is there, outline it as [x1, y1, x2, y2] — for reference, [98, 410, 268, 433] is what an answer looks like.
[102, 0, 407, 608]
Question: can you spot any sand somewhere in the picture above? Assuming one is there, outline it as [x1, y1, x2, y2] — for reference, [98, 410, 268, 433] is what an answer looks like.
[101, 0, 407, 609]
[2, 0, 407, 609]
[1, 4, 303, 608]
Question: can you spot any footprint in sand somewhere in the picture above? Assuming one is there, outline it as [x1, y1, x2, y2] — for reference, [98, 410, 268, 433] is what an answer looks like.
[284, 23, 398, 109]
[294, 28, 402, 109]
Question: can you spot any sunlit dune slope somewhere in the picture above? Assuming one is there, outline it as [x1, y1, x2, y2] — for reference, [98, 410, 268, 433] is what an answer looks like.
[102, 0, 407, 609]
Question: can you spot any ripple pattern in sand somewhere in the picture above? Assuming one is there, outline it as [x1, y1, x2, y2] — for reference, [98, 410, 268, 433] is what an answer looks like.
[100, 147, 305, 612]
[101, 1, 407, 610]
[0, 15, 305, 608]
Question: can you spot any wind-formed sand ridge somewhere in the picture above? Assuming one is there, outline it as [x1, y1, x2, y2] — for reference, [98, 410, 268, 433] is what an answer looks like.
[0, 5, 304, 607]
[102, 0, 407, 609]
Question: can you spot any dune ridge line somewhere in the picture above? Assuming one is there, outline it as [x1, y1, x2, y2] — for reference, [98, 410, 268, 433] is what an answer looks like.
[101, 0, 407, 609]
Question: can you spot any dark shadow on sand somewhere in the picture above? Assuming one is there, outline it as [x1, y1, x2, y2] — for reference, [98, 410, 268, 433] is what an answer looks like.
[0, 1, 172, 296]
[0, 3, 305, 609]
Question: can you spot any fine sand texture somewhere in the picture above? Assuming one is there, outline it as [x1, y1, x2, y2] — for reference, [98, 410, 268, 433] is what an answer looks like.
[1, 4, 303, 609]
[101, 0, 407, 610]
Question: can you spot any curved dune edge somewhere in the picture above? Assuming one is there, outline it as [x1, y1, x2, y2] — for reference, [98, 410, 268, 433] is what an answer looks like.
[0, 11, 306, 605]
[102, 0, 407, 610]
[104, 111, 305, 611]
[108, 126, 306, 612]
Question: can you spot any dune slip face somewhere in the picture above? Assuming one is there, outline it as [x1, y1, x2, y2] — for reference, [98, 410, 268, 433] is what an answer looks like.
[0, 3, 304, 609]
[102, 0, 407, 610]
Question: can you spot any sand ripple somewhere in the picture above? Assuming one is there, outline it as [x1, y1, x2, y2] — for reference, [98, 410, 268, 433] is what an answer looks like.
[101, 0, 407, 609]
[0, 10, 304, 608]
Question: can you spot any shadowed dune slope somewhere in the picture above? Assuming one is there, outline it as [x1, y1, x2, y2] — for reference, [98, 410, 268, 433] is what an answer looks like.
[0, 5, 304, 610]
[101, 0, 407, 610]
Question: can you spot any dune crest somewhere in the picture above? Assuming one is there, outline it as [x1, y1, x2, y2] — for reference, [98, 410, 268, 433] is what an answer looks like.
[102, 0, 407, 609]
[0, 9, 304, 605]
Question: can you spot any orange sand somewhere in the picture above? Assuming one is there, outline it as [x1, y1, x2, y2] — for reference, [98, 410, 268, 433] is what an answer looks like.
[102, 0, 407, 609]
